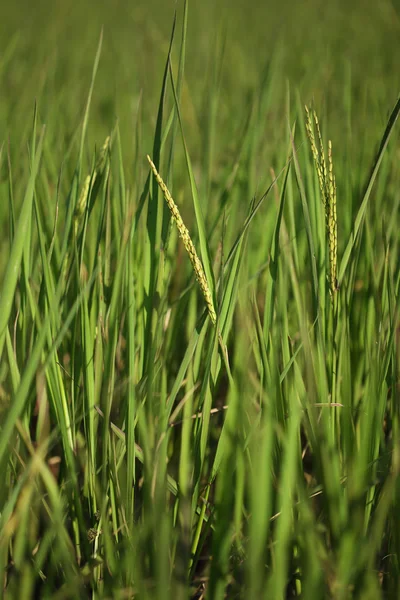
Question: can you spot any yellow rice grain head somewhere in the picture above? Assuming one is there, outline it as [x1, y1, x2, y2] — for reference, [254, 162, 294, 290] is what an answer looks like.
[147, 155, 217, 325]
[305, 107, 338, 294]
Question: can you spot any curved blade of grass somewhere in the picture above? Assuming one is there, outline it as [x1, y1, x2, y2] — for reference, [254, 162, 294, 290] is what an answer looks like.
[78, 29, 103, 169]
[339, 95, 400, 284]
[166, 0, 187, 186]
[263, 156, 291, 339]
[290, 121, 319, 306]
[267, 405, 301, 598]
[168, 60, 216, 303]
[224, 155, 292, 273]
[0, 127, 45, 360]
[143, 10, 176, 372]
[60, 30, 103, 266]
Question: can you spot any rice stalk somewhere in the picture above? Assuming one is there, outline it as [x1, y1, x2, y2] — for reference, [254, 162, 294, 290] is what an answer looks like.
[305, 106, 338, 296]
[147, 154, 217, 325]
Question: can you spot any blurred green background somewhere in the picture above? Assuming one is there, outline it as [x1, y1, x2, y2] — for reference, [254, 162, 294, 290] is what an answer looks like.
[1, 0, 400, 149]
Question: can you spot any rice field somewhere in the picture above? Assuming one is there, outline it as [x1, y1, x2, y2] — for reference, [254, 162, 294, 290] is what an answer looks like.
[0, 1, 400, 598]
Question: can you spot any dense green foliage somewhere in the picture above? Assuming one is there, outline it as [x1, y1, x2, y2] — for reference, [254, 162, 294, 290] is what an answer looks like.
[0, 1, 399, 598]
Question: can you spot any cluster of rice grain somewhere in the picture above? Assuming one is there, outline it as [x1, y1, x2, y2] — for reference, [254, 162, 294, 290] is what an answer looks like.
[305, 107, 338, 296]
[147, 155, 217, 326]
